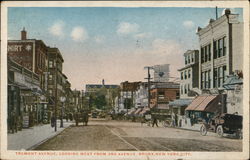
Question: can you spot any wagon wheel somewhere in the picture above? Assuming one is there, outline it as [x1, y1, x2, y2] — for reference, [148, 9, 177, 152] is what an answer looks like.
[200, 124, 207, 136]
[216, 125, 224, 137]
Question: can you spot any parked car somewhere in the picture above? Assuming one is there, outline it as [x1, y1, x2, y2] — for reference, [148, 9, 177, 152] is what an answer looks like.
[200, 113, 242, 138]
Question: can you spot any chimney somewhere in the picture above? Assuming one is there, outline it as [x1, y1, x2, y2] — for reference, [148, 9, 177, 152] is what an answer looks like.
[102, 79, 105, 86]
[21, 27, 27, 40]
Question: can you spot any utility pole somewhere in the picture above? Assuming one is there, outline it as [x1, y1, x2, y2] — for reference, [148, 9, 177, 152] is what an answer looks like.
[216, 6, 218, 20]
[144, 66, 153, 109]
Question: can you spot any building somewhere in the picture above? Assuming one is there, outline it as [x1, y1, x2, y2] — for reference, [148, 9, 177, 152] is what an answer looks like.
[134, 82, 149, 109]
[8, 28, 48, 92]
[85, 79, 119, 95]
[114, 81, 140, 114]
[47, 47, 64, 117]
[196, 9, 243, 91]
[7, 57, 45, 132]
[150, 82, 180, 109]
[153, 64, 170, 82]
[178, 50, 199, 98]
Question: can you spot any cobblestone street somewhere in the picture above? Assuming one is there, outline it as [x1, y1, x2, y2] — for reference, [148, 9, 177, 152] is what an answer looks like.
[35, 119, 242, 151]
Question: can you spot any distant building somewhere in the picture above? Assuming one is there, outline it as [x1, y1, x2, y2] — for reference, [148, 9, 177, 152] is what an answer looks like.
[196, 9, 243, 91]
[150, 82, 180, 109]
[153, 64, 170, 82]
[178, 50, 199, 98]
[85, 79, 119, 95]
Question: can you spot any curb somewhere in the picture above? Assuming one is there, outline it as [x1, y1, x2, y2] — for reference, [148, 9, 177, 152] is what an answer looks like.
[27, 124, 73, 150]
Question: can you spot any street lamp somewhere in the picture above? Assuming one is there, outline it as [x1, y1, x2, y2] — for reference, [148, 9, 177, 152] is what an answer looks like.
[60, 96, 66, 128]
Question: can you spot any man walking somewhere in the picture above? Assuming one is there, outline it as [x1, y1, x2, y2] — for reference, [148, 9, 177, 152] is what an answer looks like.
[152, 115, 158, 127]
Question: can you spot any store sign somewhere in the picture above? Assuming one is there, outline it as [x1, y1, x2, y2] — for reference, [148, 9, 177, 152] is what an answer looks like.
[8, 43, 33, 53]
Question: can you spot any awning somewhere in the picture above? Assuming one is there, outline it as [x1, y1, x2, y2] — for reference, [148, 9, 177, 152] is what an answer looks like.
[140, 107, 150, 115]
[169, 99, 193, 107]
[127, 108, 136, 115]
[185, 95, 218, 112]
[134, 108, 143, 115]
[157, 104, 169, 110]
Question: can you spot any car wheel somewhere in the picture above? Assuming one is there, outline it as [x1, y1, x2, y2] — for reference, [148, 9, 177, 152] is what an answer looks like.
[200, 124, 207, 136]
[236, 130, 243, 139]
[216, 125, 224, 137]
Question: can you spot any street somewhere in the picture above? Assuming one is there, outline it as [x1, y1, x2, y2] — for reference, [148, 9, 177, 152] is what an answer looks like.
[35, 119, 242, 151]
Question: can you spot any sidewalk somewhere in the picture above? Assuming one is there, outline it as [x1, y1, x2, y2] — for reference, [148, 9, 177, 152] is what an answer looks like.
[8, 120, 73, 150]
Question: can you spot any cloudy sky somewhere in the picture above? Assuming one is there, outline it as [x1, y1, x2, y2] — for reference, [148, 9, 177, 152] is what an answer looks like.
[8, 7, 243, 90]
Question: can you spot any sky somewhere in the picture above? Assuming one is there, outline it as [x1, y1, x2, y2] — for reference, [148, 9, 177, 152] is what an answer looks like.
[8, 7, 243, 90]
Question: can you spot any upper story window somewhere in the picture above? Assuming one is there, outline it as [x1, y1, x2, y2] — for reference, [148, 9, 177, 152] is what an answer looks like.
[181, 72, 183, 80]
[191, 53, 194, 62]
[184, 71, 187, 79]
[188, 55, 190, 64]
[188, 70, 191, 78]
[49, 60, 53, 68]
[214, 36, 226, 59]
[201, 44, 211, 63]
[185, 56, 187, 65]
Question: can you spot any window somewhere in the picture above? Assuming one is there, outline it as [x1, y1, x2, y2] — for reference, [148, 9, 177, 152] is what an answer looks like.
[188, 55, 190, 64]
[188, 84, 190, 91]
[204, 46, 207, 62]
[201, 47, 204, 63]
[49, 61, 53, 68]
[218, 39, 223, 57]
[191, 53, 194, 62]
[49, 75, 53, 81]
[185, 56, 187, 65]
[158, 91, 165, 99]
[181, 85, 183, 94]
[208, 44, 211, 61]
[223, 37, 226, 56]
[184, 85, 187, 94]
[214, 68, 218, 88]
[188, 70, 191, 78]
[48, 89, 53, 96]
[218, 67, 223, 87]
[184, 71, 187, 79]
[181, 72, 183, 80]
[213, 41, 217, 59]
[201, 72, 205, 89]
[208, 70, 211, 88]
[201, 44, 211, 63]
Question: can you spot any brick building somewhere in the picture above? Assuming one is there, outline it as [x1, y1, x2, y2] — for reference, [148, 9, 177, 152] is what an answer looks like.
[8, 28, 48, 91]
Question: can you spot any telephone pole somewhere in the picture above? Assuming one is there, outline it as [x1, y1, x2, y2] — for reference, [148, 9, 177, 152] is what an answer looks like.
[144, 66, 153, 108]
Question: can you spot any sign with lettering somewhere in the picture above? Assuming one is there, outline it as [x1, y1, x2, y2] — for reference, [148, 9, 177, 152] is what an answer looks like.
[8, 41, 34, 71]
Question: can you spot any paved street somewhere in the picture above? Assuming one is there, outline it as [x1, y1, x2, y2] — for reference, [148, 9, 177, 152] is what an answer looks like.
[35, 119, 242, 151]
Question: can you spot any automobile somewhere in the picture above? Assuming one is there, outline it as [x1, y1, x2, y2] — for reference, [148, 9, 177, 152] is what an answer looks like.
[91, 112, 98, 118]
[200, 113, 242, 138]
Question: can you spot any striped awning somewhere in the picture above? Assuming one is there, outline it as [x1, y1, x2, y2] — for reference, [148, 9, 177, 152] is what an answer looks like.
[185, 95, 218, 112]
[134, 108, 143, 115]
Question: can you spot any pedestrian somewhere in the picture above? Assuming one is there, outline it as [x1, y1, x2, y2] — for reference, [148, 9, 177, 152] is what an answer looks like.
[74, 112, 79, 126]
[152, 116, 158, 127]
[51, 114, 55, 128]
[82, 111, 89, 126]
